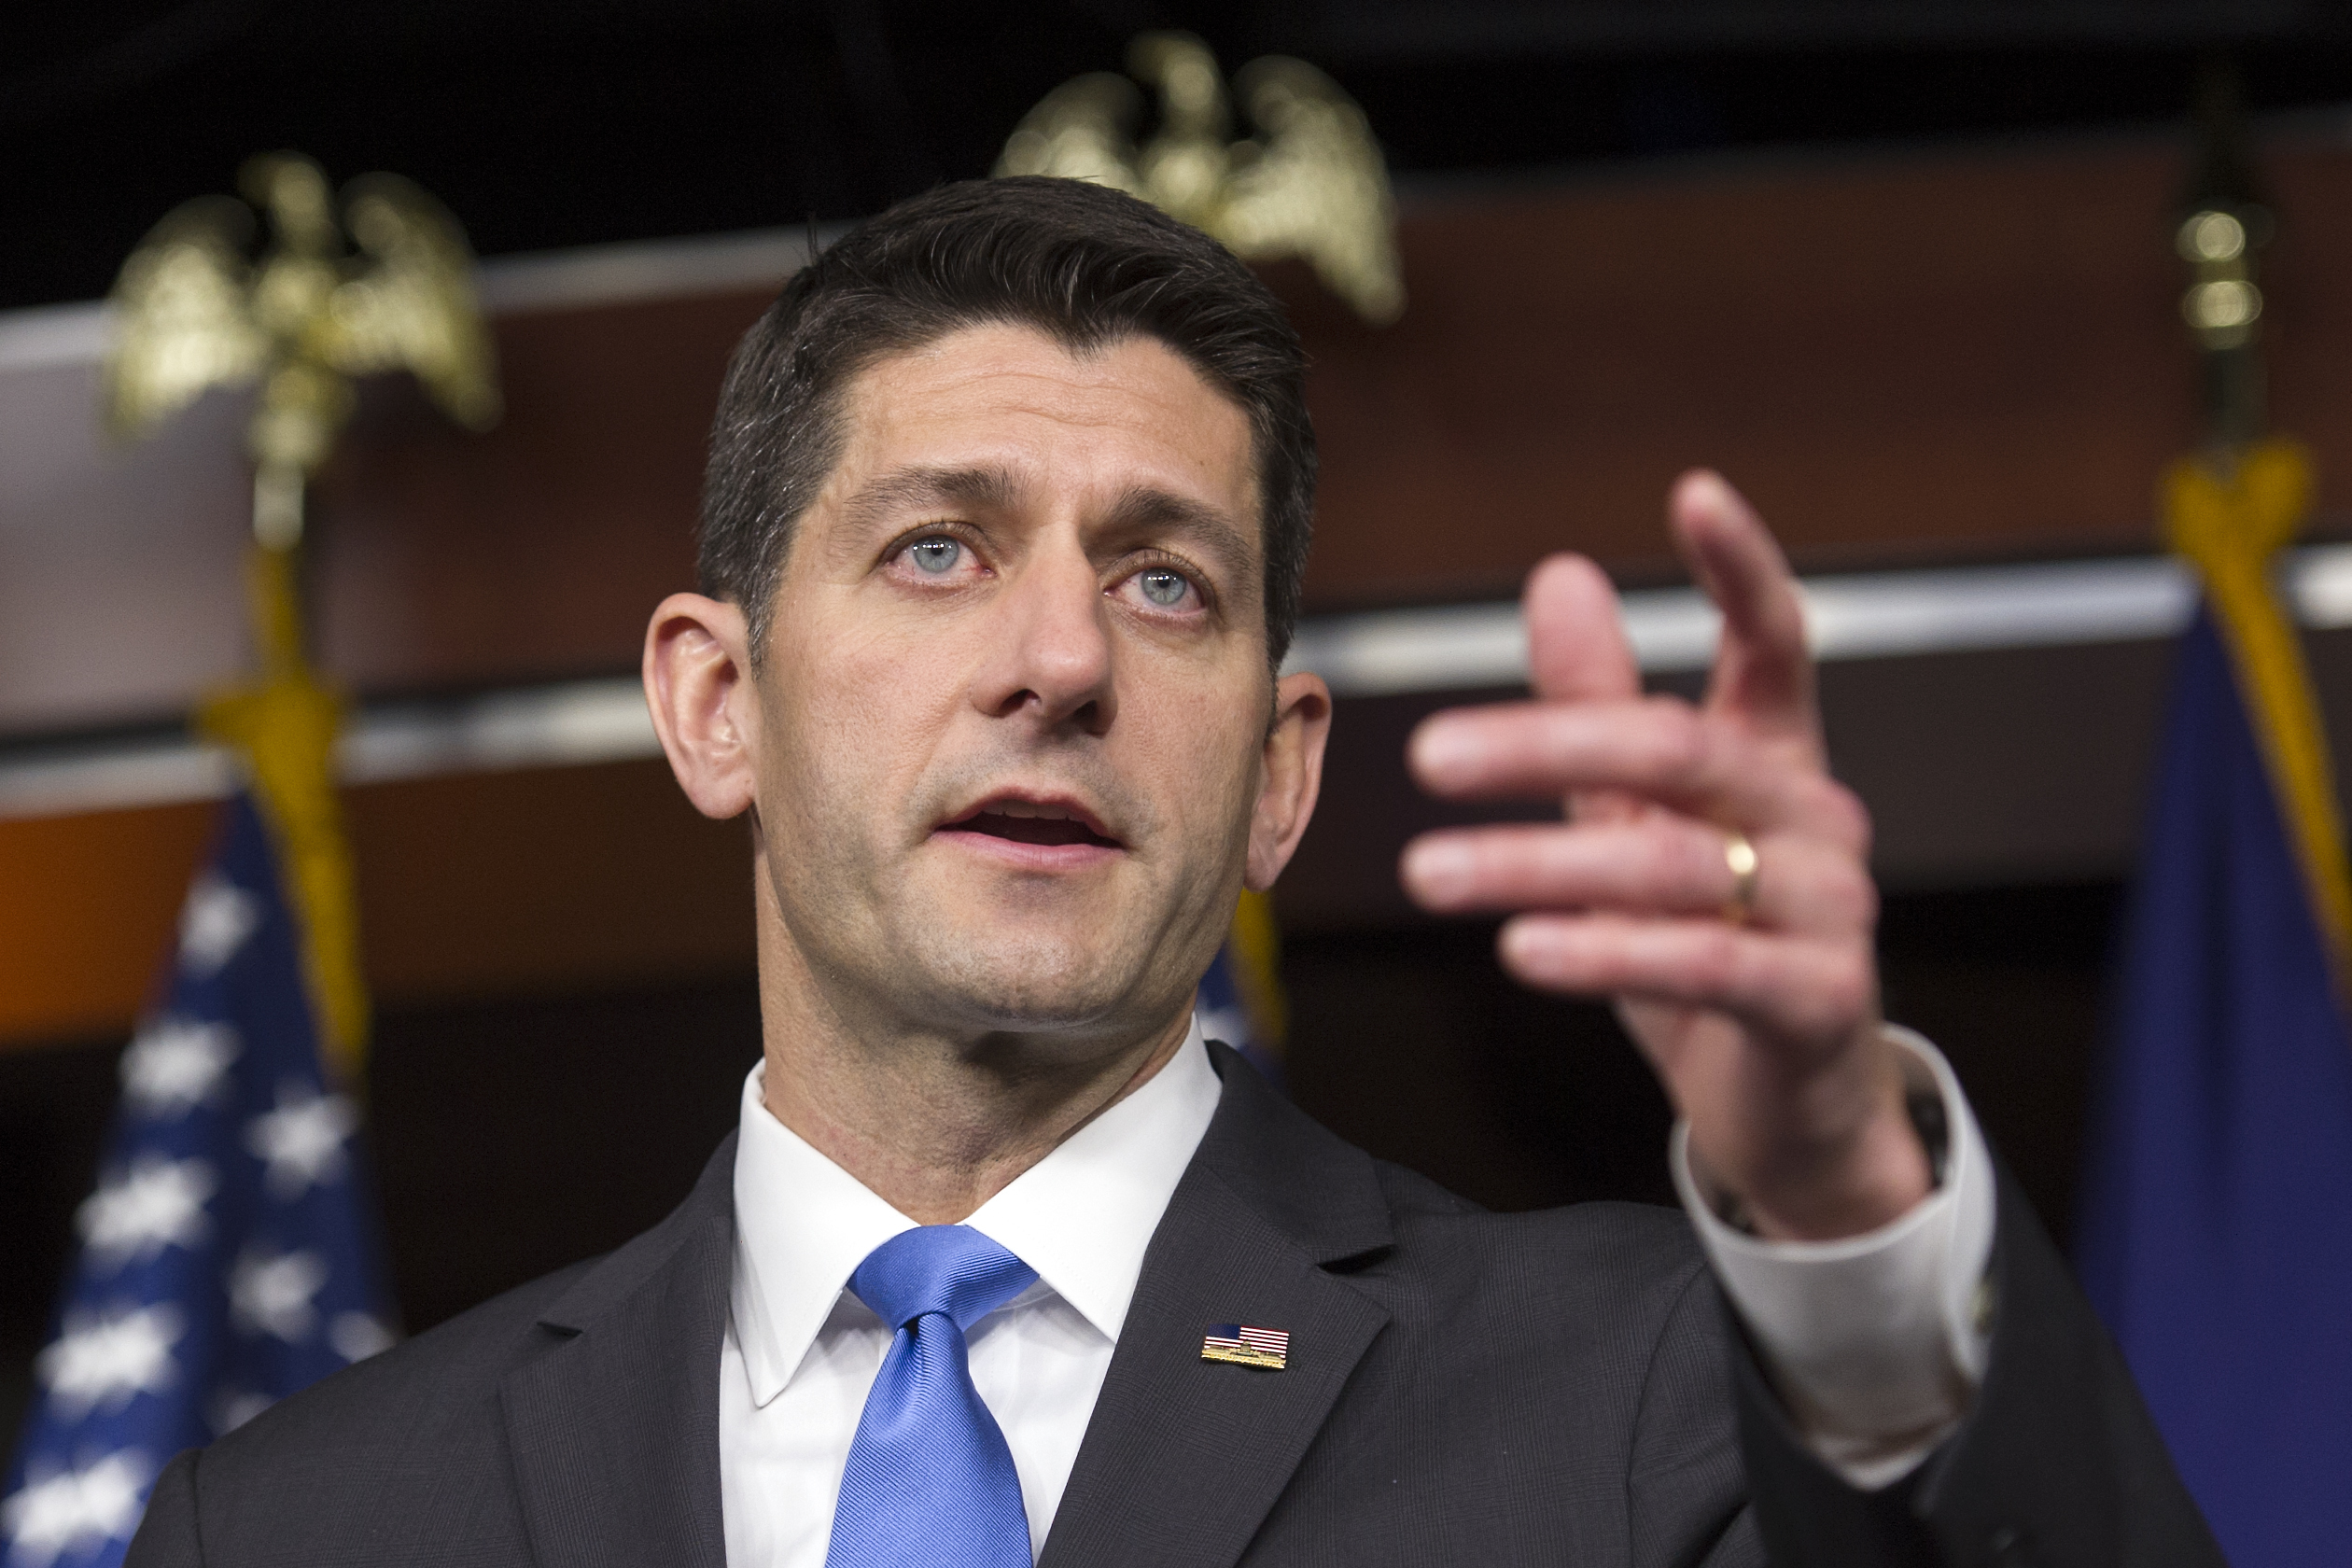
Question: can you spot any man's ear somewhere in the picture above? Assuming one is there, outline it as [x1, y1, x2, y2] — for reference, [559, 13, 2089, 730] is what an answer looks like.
[1245, 671, 1332, 891]
[643, 593, 761, 820]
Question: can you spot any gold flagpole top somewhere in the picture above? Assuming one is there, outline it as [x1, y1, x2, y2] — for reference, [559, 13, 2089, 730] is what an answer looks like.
[2176, 61, 2272, 455]
[105, 150, 500, 549]
[997, 35, 1406, 325]
[2159, 68, 2352, 988]
[99, 153, 501, 1082]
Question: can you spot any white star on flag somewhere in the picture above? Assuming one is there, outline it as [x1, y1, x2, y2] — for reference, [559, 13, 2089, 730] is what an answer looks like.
[245, 1082, 357, 1202]
[1, 1449, 150, 1568]
[329, 1310, 396, 1365]
[119, 1015, 241, 1119]
[177, 870, 259, 978]
[209, 1387, 274, 1436]
[35, 1304, 184, 1421]
[231, 1247, 330, 1343]
[1197, 1004, 1250, 1050]
[76, 1155, 216, 1274]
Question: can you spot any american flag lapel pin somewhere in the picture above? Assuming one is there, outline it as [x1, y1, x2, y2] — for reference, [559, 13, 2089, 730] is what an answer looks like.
[1201, 1323, 1289, 1370]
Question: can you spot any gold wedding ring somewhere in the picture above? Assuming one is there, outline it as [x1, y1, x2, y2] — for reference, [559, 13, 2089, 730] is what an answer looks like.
[1722, 831, 1760, 924]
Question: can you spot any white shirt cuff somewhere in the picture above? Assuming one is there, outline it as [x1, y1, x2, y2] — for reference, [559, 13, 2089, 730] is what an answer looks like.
[1670, 1025, 1995, 1491]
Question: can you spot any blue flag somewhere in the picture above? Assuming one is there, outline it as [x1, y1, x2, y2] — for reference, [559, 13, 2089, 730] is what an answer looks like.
[1197, 945, 1281, 1083]
[4, 794, 394, 1568]
[2078, 610, 2352, 1565]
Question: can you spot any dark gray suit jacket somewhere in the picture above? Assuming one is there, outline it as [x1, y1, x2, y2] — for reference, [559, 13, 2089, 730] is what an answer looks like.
[127, 1043, 2219, 1566]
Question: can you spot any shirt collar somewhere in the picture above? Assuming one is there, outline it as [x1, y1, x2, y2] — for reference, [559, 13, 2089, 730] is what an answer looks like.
[730, 1014, 1223, 1407]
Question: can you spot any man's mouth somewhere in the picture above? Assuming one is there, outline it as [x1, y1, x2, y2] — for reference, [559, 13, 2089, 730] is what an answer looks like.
[939, 796, 1123, 851]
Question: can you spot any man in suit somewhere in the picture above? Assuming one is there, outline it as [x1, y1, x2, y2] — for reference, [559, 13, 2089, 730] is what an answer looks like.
[129, 177, 2216, 1566]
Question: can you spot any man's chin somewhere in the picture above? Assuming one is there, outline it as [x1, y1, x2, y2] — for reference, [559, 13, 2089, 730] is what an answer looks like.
[885, 924, 1175, 1039]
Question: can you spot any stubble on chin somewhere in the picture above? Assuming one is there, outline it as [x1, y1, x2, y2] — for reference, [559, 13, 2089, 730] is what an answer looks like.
[770, 712, 1255, 1047]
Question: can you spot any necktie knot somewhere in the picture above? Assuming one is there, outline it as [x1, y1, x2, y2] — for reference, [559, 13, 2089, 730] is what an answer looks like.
[849, 1225, 1037, 1337]
[829, 1226, 1039, 1568]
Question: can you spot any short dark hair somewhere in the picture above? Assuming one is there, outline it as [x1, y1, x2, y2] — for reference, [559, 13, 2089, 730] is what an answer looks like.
[696, 177, 1316, 665]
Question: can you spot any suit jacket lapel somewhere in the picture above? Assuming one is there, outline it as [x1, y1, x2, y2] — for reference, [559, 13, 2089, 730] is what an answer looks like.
[501, 1134, 737, 1568]
[1040, 1045, 1395, 1568]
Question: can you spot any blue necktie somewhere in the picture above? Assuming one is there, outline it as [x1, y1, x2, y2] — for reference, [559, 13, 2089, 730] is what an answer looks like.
[826, 1225, 1040, 1568]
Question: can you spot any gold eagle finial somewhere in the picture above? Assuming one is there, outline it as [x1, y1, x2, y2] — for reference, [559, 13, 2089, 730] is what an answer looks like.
[996, 34, 1405, 325]
[98, 156, 499, 1084]
[104, 151, 500, 547]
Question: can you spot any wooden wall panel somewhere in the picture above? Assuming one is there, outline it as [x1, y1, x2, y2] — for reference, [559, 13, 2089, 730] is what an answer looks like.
[0, 761, 752, 1050]
[0, 619, 2267, 1048]
[312, 292, 767, 693]
[0, 363, 253, 734]
[0, 805, 216, 1042]
[21, 131, 2352, 1047]
[345, 759, 753, 1005]
[16, 130, 2352, 734]
[1292, 138, 2352, 603]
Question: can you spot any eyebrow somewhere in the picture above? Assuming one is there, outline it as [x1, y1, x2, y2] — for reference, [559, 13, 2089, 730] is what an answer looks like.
[838, 464, 1025, 536]
[1098, 484, 1257, 589]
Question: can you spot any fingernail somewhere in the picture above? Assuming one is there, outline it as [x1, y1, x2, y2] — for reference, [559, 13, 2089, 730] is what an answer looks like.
[1676, 468, 1729, 509]
[1498, 920, 1561, 971]
[1402, 838, 1474, 905]
[1411, 721, 1477, 785]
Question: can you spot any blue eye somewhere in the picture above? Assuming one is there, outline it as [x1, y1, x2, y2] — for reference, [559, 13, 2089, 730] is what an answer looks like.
[1138, 568, 1189, 607]
[907, 538, 961, 574]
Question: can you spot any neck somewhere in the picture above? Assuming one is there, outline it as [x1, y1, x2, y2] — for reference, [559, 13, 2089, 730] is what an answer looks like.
[751, 902, 1193, 1227]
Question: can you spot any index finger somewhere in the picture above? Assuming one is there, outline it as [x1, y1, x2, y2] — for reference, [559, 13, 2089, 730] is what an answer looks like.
[1670, 470, 1822, 756]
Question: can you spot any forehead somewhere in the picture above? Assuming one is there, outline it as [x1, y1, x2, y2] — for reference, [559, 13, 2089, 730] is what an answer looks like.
[832, 323, 1258, 520]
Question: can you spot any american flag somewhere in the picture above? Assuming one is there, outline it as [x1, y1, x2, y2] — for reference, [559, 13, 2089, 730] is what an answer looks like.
[3, 796, 394, 1568]
[1195, 947, 1279, 1080]
[1200, 1323, 1289, 1370]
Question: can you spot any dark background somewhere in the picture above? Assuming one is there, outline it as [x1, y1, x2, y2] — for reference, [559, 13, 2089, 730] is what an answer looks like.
[7, 1, 2352, 314]
[4, 0, 2344, 1445]
[1, 881, 2121, 1437]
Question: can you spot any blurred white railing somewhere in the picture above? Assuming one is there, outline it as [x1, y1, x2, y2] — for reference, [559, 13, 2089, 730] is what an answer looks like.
[8, 543, 2352, 820]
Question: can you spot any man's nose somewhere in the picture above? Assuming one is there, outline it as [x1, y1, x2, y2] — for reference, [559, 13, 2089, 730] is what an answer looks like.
[973, 549, 1116, 733]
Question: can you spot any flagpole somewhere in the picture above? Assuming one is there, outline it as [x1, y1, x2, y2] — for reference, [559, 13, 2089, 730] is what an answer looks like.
[197, 518, 369, 1085]
[0, 155, 498, 1566]
[2158, 62, 2352, 990]
[99, 150, 502, 1087]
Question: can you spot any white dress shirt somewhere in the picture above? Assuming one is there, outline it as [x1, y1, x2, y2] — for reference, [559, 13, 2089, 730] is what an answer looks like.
[1673, 1026, 1996, 1489]
[721, 1016, 1223, 1568]
[720, 1015, 1995, 1566]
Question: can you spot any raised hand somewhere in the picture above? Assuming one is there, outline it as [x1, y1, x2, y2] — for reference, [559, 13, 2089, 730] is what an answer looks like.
[1399, 471, 1930, 1241]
